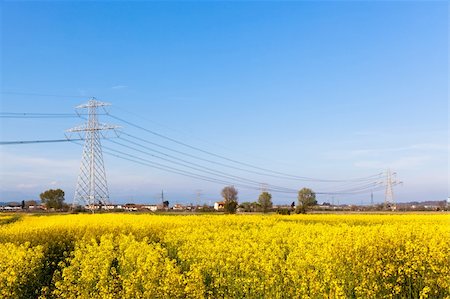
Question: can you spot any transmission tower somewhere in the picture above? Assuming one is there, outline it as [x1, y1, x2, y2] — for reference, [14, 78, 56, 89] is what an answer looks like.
[260, 183, 269, 193]
[67, 98, 118, 210]
[383, 169, 402, 210]
[196, 189, 202, 208]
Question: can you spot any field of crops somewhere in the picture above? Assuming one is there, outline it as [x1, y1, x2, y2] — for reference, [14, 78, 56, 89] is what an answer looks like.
[0, 213, 449, 298]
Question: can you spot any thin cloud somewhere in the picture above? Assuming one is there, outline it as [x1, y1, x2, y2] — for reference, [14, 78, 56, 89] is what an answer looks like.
[354, 155, 431, 170]
[350, 143, 449, 157]
[324, 143, 448, 160]
[112, 85, 128, 90]
[0, 153, 79, 169]
[16, 183, 40, 189]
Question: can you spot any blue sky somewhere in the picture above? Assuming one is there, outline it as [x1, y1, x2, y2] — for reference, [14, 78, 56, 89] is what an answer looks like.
[0, 1, 448, 205]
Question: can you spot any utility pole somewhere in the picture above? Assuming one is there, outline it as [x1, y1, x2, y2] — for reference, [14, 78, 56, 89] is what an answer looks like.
[67, 98, 118, 211]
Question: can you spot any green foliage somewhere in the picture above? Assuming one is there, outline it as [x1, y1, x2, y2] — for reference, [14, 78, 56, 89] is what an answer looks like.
[0, 215, 22, 226]
[297, 188, 317, 214]
[224, 201, 238, 214]
[221, 186, 238, 214]
[199, 204, 215, 213]
[258, 192, 273, 213]
[239, 202, 260, 212]
[40, 189, 65, 210]
[276, 208, 291, 215]
[295, 205, 307, 214]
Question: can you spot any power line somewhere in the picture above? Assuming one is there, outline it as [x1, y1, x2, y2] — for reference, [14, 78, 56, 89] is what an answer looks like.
[108, 114, 380, 183]
[0, 116, 79, 119]
[1, 109, 382, 185]
[0, 139, 83, 145]
[317, 176, 384, 192]
[105, 137, 298, 193]
[101, 139, 380, 195]
[0, 105, 384, 195]
[1, 112, 77, 115]
[0, 134, 384, 196]
[98, 143, 271, 192]
[0, 112, 102, 119]
[118, 131, 300, 180]
[0, 112, 80, 119]
[109, 134, 382, 195]
[71, 141, 298, 193]
[1, 91, 91, 98]
[113, 103, 292, 168]
[118, 131, 384, 194]
[316, 182, 383, 195]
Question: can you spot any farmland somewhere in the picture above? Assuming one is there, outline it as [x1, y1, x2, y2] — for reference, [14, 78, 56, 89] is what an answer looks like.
[0, 213, 449, 298]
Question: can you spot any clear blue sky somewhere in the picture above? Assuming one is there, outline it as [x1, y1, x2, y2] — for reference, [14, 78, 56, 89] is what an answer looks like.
[0, 1, 448, 205]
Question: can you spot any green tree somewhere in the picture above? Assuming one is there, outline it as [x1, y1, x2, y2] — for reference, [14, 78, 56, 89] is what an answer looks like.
[40, 189, 65, 210]
[221, 186, 238, 214]
[296, 188, 317, 214]
[239, 201, 261, 212]
[239, 202, 252, 212]
[258, 192, 273, 213]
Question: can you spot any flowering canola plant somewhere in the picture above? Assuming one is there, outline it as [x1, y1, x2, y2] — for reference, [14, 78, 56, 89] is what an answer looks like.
[0, 213, 449, 298]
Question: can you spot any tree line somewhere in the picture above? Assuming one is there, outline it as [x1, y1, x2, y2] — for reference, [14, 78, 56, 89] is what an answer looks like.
[36, 186, 317, 214]
[220, 185, 317, 214]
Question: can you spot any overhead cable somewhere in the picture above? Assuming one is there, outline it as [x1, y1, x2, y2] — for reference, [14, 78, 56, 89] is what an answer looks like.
[108, 114, 382, 183]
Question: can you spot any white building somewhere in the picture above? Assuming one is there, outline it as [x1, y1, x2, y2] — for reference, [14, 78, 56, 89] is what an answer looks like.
[144, 205, 158, 212]
[214, 201, 224, 211]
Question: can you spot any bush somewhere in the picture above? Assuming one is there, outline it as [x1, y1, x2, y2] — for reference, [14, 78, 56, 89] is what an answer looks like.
[277, 208, 291, 215]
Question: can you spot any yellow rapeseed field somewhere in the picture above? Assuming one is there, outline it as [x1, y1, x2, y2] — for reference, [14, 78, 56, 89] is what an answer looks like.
[0, 213, 449, 298]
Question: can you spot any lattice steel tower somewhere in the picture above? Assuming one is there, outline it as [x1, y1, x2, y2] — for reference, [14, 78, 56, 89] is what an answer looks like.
[384, 169, 402, 210]
[67, 98, 117, 209]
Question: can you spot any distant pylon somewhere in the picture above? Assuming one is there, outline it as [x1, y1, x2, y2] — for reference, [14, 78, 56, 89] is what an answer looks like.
[196, 189, 202, 207]
[67, 98, 118, 209]
[383, 169, 402, 210]
[260, 183, 269, 193]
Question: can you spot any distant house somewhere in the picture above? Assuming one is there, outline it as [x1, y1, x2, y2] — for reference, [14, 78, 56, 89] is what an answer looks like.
[1, 206, 22, 211]
[81, 204, 124, 211]
[172, 204, 184, 211]
[84, 205, 100, 210]
[143, 205, 158, 212]
[214, 201, 224, 211]
[123, 204, 139, 211]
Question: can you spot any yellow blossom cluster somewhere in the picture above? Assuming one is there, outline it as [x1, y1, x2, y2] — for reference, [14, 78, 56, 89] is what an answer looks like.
[0, 213, 448, 298]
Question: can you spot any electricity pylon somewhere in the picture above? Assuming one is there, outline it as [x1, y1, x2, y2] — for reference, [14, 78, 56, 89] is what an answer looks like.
[195, 189, 203, 208]
[260, 183, 269, 193]
[67, 98, 118, 210]
[383, 169, 402, 210]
